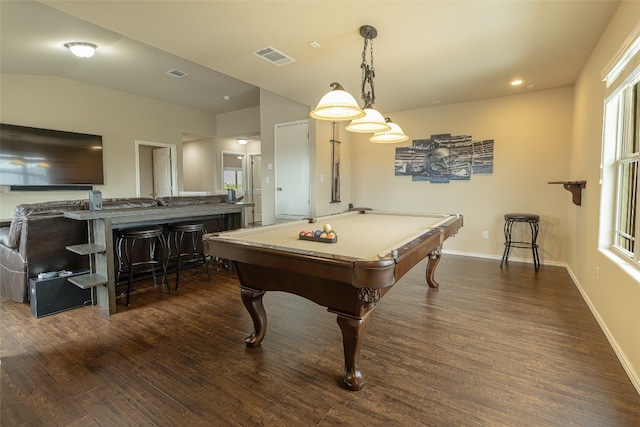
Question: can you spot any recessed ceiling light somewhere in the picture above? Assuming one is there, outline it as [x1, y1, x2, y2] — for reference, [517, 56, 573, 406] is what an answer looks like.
[510, 79, 524, 86]
[223, 95, 232, 101]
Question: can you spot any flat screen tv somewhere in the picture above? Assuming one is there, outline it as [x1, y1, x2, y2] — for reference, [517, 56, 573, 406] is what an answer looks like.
[0, 123, 104, 188]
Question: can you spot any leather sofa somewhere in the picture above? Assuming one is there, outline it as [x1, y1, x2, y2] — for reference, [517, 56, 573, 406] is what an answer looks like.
[0, 195, 231, 303]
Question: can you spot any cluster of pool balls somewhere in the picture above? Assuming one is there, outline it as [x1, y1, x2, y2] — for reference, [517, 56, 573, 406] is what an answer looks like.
[299, 223, 336, 240]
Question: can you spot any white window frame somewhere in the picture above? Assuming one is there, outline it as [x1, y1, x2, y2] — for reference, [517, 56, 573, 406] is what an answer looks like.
[601, 25, 640, 269]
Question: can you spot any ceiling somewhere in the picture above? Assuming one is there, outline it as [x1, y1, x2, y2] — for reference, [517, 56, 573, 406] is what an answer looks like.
[1, 1, 621, 117]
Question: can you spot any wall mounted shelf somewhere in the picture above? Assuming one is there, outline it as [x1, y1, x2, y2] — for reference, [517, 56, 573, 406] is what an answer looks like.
[548, 181, 587, 206]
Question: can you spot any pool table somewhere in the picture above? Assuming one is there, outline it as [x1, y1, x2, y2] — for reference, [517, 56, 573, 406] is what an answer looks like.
[203, 209, 463, 390]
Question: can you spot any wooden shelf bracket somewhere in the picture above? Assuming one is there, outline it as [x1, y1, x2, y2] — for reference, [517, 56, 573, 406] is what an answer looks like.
[548, 181, 587, 206]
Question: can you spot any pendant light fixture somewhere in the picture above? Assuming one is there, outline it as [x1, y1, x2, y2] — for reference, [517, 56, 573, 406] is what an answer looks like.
[369, 117, 409, 143]
[310, 25, 408, 143]
[346, 25, 391, 133]
[310, 82, 365, 121]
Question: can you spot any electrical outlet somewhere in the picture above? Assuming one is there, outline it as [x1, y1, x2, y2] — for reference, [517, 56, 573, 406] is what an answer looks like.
[482, 231, 489, 239]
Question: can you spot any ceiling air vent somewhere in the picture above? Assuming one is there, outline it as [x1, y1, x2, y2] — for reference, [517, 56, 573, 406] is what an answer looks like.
[253, 46, 296, 66]
[165, 69, 188, 78]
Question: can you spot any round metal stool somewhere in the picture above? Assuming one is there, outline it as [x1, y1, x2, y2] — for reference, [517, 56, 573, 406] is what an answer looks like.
[115, 225, 170, 305]
[500, 213, 540, 271]
[167, 222, 210, 290]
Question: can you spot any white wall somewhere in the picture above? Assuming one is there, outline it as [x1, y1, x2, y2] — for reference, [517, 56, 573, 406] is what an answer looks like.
[0, 75, 217, 219]
[569, 0, 640, 391]
[216, 106, 260, 139]
[351, 87, 573, 263]
[183, 137, 215, 192]
[258, 89, 311, 225]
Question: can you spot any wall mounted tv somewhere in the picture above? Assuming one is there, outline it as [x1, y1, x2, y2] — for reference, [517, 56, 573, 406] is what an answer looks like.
[0, 123, 104, 189]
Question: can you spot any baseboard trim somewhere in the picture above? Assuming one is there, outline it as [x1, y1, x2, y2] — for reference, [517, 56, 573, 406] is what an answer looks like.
[564, 264, 640, 396]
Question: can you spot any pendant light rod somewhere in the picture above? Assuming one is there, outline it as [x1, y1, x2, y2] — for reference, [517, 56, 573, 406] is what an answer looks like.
[345, 24, 391, 133]
[359, 25, 377, 108]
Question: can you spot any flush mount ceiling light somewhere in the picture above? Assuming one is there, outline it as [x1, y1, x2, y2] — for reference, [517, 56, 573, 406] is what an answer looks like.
[369, 117, 409, 144]
[64, 42, 97, 58]
[237, 139, 248, 145]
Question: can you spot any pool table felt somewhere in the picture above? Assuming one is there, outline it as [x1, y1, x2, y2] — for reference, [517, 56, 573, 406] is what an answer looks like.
[211, 210, 456, 261]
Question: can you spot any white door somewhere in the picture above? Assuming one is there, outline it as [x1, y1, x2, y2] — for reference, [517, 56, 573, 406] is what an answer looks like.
[275, 120, 310, 219]
[153, 147, 173, 197]
[250, 154, 263, 223]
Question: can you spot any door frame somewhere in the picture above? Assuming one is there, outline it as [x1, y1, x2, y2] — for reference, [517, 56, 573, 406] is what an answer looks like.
[135, 140, 178, 197]
[248, 152, 262, 224]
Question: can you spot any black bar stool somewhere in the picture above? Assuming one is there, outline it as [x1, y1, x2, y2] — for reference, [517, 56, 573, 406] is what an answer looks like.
[115, 225, 169, 305]
[167, 221, 210, 290]
[500, 213, 540, 271]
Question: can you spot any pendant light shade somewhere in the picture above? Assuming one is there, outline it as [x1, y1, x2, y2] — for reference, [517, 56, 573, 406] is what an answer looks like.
[310, 82, 365, 121]
[369, 118, 409, 143]
[345, 106, 391, 133]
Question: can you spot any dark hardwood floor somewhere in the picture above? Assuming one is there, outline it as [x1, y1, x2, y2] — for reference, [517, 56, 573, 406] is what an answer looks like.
[2, 255, 639, 426]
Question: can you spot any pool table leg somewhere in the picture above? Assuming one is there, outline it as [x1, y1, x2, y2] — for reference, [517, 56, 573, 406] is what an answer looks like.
[336, 312, 372, 391]
[426, 247, 442, 288]
[240, 287, 267, 348]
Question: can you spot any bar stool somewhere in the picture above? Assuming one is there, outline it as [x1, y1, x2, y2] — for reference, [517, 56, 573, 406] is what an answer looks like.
[115, 225, 170, 305]
[500, 213, 540, 271]
[167, 221, 210, 290]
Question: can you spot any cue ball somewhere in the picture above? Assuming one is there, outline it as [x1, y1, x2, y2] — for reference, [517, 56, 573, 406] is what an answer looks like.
[323, 224, 332, 232]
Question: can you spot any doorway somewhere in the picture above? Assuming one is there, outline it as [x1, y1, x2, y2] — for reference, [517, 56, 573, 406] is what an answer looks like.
[135, 140, 178, 198]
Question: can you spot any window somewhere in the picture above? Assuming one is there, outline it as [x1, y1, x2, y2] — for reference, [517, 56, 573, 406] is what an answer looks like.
[612, 82, 639, 260]
[222, 152, 244, 190]
[223, 169, 243, 190]
[602, 28, 640, 267]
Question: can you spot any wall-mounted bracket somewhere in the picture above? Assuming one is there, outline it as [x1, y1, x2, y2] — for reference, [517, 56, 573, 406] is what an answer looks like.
[548, 181, 587, 206]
